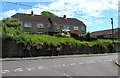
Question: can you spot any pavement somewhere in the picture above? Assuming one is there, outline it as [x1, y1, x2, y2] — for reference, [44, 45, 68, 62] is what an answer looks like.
[0, 53, 118, 61]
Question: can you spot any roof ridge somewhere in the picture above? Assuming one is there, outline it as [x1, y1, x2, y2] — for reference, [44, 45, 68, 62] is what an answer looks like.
[92, 28, 119, 33]
[14, 13, 79, 20]
[11, 13, 86, 26]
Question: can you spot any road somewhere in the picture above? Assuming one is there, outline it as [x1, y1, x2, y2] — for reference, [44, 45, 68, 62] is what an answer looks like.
[1, 54, 119, 77]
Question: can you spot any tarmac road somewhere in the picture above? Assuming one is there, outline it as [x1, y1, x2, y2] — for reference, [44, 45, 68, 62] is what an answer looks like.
[1, 54, 119, 78]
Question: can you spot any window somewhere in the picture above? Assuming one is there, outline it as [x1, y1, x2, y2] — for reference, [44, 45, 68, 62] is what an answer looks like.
[63, 26, 69, 30]
[48, 24, 51, 28]
[37, 24, 44, 28]
[57, 25, 60, 30]
[81, 26, 85, 31]
[74, 26, 79, 30]
[37, 31, 43, 34]
[24, 31, 31, 33]
[24, 23, 32, 27]
[81, 34, 85, 36]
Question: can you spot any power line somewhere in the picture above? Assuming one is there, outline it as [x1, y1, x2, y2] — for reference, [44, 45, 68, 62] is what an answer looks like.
[6, 2, 45, 9]
[5, 2, 60, 12]
[5, 2, 113, 20]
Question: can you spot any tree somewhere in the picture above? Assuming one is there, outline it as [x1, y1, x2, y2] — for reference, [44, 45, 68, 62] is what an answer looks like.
[41, 11, 58, 17]
[85, 32, 92, 41]
[2, 18, 23, 27]
[85, 32, 91, 38]
[1, 18, 23, 38]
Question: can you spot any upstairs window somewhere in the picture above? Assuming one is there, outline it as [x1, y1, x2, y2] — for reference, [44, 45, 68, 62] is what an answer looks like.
[63, 26, 69, 30]
[37, 24, 44, 28]
[81, 26, 85, 31]
[74, 26, 79, 30]
[24, 23, 32, 27]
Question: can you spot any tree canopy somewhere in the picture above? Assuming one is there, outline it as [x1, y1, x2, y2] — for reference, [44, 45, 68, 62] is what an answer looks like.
[2, 18, 23, 27]
[41, 11, 58, 17]
[1, 18, 23, 38]
[85, 32, 91, 38]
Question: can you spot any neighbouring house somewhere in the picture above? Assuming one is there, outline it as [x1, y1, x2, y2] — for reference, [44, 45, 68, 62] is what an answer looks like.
[91, 28, 120, 39]
[11, 12, 86, 36]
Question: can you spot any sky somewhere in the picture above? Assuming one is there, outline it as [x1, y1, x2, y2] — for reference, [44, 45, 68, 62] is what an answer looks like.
[0, 0, 119, 32]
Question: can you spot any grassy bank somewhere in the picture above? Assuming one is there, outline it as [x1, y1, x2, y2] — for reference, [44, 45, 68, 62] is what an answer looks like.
[2, 27, 120, 51]
[18, 34, 119, 45]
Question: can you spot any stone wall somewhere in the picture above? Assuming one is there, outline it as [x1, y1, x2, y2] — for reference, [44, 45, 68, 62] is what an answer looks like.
[58, 44, 118, 55]
[2, 39, 119, 58]
[2, 39, 24, 58]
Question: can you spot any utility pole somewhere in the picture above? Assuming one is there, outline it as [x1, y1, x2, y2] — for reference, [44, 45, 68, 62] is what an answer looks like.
[110, 18, 114, 43]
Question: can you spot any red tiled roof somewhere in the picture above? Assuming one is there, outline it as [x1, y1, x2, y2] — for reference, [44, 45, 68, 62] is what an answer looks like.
[91, 28, 120, 36]
[11, 13, 86, 26]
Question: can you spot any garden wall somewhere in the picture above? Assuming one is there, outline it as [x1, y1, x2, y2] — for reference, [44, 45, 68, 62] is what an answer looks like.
[2, 39, 119, 58]
[2, 39, 24, 58]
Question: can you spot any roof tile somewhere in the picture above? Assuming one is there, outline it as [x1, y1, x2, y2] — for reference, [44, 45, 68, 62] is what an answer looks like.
[91, 28, 120, 36]
[12, 13, 86, 26]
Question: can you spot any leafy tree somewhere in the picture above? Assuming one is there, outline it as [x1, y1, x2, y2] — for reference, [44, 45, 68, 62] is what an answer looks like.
[41, 11, 58, 17]
[1, 18, 23, 39]
[85, 32, 91, 38]
[2, 18, 23, 28]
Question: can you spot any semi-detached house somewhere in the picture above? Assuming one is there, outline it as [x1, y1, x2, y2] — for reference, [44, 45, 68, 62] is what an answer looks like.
[11, 12, 86, 36]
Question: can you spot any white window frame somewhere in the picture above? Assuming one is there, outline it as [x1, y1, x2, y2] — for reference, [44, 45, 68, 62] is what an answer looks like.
[74, 26, 79, 30]
[24, 23, 32, 27]
[81, 26, 85, 31]
[63, 26, 69, 30]
[37, 24, 44, 28]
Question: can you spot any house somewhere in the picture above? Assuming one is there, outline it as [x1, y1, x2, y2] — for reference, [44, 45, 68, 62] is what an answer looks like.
[11, 12, 86, 36]
[91, 28, 120, 39]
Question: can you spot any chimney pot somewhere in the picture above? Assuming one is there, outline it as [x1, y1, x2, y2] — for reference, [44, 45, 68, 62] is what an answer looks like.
[31, 11, 34, 16]
[63, 15, 66, 19]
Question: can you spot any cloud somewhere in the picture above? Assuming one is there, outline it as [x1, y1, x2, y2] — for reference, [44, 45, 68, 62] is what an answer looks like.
[1, 0, 118, 20]
[1, 10, 17, 17]
[18, 8, 32, 13]
[84, 22, 93, 24]
[95, 21, 103, 23]
[87, 12, 104, 18]
[81, 16, 91, 18]
[34, 0, 118, 18]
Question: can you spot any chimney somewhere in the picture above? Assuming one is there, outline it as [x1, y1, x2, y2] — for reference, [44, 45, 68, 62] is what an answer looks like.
[48, 17, 53, 24]
[63, 15, 66, 19]
[31, 11, 34, 16]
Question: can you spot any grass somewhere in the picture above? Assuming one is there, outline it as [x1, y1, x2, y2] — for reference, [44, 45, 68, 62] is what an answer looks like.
[2, 27, 120, 51]
[16, 34, 120, 45]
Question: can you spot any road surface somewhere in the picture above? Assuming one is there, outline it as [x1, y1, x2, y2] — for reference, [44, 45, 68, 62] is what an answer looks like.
[1, 54, 119, 77]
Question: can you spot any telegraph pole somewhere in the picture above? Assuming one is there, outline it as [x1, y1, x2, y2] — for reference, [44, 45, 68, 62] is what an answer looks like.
[110, 18, 114, 43]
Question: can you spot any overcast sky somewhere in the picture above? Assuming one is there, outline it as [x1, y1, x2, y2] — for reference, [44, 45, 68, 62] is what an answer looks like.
[0, 0, 119, 32]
